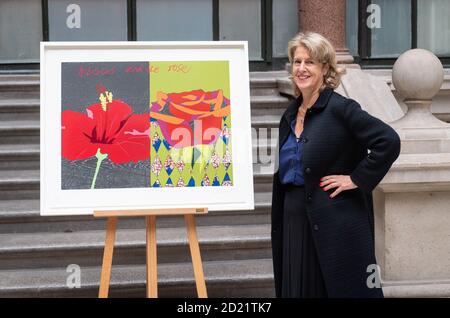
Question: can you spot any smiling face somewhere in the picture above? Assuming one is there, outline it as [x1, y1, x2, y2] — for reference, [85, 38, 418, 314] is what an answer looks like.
[292, 45, 329, 95]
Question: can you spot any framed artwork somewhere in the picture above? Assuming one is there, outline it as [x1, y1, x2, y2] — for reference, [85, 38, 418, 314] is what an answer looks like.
[40, 41, 254, 216]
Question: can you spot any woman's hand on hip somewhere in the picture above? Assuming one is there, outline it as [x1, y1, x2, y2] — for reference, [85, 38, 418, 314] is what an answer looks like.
[320, 175, 357, 198]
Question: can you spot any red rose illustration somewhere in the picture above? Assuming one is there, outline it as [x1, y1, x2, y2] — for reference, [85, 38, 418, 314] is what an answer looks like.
[150, 89, 230, 148]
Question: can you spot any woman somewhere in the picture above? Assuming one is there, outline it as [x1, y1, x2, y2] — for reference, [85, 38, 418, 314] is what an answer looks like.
[271, 32, 401, 298]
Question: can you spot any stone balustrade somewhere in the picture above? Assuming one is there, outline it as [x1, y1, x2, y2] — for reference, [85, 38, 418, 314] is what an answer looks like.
[376, 48, 450, 297]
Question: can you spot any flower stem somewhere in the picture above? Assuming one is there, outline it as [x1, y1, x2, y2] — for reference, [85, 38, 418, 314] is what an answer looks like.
[91, 148, 108, 189]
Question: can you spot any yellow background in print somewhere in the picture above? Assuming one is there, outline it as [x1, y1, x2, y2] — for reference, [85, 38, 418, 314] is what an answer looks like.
[149, 61, 230, 102]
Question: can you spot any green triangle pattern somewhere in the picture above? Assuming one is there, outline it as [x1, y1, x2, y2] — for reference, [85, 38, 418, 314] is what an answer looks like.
[150, 117, 233, 187]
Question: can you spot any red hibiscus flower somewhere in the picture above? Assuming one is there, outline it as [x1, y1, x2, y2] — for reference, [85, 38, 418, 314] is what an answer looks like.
[150, 89, 230, 148]
[62, 91, 150, 164]
[62, 87, 150, 189]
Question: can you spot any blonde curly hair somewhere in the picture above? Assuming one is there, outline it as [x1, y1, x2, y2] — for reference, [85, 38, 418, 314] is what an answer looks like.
[288, 32, 345, 97]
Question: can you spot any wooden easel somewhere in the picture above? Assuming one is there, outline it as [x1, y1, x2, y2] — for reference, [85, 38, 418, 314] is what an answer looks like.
[94, 207, 208, 298]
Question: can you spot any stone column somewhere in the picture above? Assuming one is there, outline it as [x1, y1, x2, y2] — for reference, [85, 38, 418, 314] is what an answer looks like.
[375, 49, 450, 297]
[298, 0, 354, 64]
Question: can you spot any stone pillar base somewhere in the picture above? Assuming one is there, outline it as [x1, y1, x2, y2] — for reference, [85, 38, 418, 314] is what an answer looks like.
[336, 50, 355, 64]
[375, 154, 450, 298]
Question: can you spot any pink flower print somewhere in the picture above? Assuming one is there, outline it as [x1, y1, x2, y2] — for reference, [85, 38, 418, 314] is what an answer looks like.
[176, 160, 185, 172]
[222, 149, 231, 169]
[210, 152, 220, 169]
[151, 156, 162, 176]
[177, 177, 185, 187]
[202, 175, 210, 186]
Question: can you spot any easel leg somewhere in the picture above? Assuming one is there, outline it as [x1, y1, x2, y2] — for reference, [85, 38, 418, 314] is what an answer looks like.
[99, 217, 117, 298]
[146, 215, 158, 298]
[185, 214, 208, 298]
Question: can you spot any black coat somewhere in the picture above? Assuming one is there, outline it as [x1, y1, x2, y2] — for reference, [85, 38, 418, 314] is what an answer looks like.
[271, 88, 401, 298]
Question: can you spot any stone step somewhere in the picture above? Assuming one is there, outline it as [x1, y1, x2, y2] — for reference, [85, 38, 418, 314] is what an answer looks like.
[0, 170, 39, 200]
[0, 99, 40, 121]
[0, 199, 40, 219]
[249, 72, 288, 96]
[0, 144, 39, 170]
[0, 75, 40, 100]
[0, 170, 39, 190]
[0, 74, 40, 90]
[0, 119, 40, 135]
[251, 114, 280, 130]
[0, 258, 275, 297]
[250, 70, 288, 80]
[249, 78, 280, 96]
[0, 224, 271, 270]
[253, 166, 274, 194]
[250, 96, 289, 122]
[0, 191, 272, 233]
[0, 120, 40, 145]
[250, 95, 290, 109]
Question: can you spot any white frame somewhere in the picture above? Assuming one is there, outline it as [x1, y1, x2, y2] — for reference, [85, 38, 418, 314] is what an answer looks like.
[40, 41, 254, 216]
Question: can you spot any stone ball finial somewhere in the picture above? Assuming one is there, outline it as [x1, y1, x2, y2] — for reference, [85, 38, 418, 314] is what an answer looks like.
[392, 48, 444, 100]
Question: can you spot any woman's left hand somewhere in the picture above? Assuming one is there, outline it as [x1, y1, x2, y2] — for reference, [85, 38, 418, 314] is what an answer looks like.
[320, 175, 357, 198]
